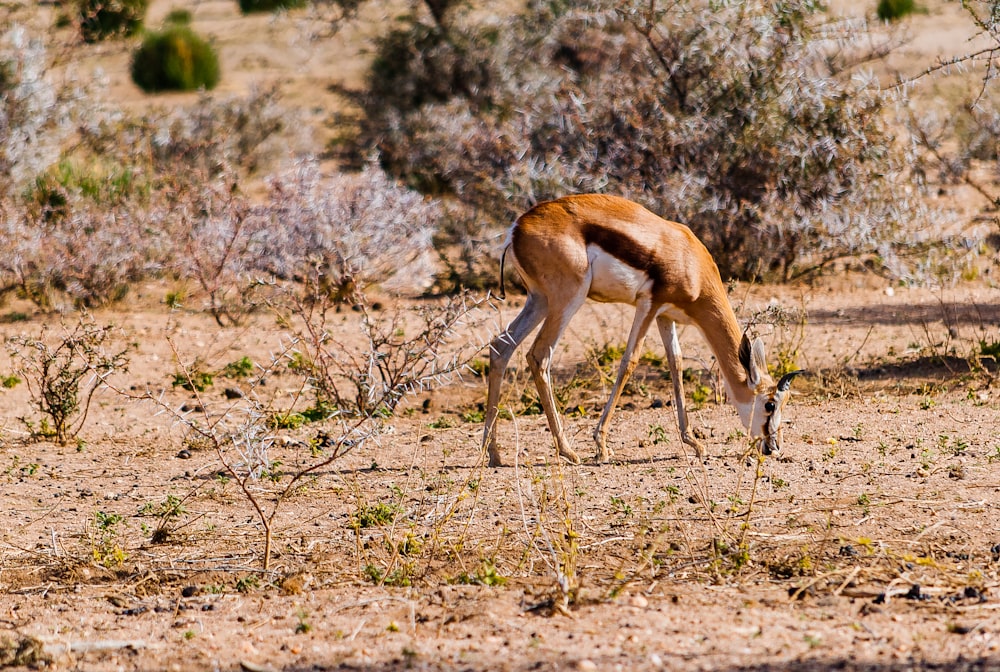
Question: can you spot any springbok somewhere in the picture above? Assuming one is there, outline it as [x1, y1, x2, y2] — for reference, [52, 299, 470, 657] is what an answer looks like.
[482, 194, 803, 467]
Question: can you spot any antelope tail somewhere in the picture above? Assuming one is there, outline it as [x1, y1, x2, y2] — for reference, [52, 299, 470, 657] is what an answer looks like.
[498, 244, 510, 300]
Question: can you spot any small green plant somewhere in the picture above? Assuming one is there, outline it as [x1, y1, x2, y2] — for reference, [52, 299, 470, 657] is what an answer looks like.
[691, 383, 712, 408]
[460, 408, 485, 423]
[235, 574, 260, 593]
[610, 496, 633, 518]
[165, 8, 192, 23]
[301, 399, 337, 423]
[455, 559, 507, 587]
[138, 494, 188, 543]
[172, 364, 214, 392]
[980, 338, 1000, 359]
[4, 456, 40, 480]
[0, 312, 29, 324]
[877, 0, 918, 21]
[1, 374, 20, 389]
[468, 358, 489, 377]
[428, 416, 455, 429]
[91, 510, 127, 567]
[711, 537, 751, 574]
[351, 502, 400, 529]
[295, 610, 312, 634]
[238, 0, 307, 13]
[78, 0, 149, 42]
[51, 159, 144, 205]
[648, 424, 668, 445]
[222, 356, 255, 379]
[590, 342, 626, 370]
[164, 288, 186, 309]
[131, 25, 221, 93]
[269, 411, 305, 430]
[362, 563, 413, 587]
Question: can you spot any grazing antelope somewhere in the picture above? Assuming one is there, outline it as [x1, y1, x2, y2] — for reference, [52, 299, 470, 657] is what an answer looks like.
[482, 194, 804, 467]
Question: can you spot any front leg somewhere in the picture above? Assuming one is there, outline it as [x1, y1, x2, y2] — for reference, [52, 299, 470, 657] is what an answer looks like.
[657, 318, 705, 460]
[593, 300, 657, 461]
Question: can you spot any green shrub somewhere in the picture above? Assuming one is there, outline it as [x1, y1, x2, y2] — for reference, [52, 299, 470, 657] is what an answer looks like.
[165, 8, 192, 24]
[78, 0, 150, 43]
[131, 25, 220, 93]
[877, 0, 917, 20]
[237, 0, 307, 14]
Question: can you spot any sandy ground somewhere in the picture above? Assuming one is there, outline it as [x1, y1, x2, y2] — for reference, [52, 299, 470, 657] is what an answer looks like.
[1, 0, 1000, 670]
[0, 279, 998, 671]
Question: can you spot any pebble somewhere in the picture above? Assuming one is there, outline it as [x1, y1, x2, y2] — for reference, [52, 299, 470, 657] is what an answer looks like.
[628, 594, 649, 608]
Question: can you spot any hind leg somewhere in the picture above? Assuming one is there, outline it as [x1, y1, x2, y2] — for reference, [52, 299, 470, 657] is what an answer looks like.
[482, 294, 546, 467]
[525, 289, 588, 465]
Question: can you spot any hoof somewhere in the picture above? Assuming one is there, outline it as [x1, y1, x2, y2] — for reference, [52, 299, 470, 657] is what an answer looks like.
[486, 447, 503, 468]
[682, 435, 706, 460]
[559, 448, 582, 465]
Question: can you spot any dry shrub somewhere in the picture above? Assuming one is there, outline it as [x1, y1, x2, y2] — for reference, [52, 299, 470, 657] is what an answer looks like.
[251, 160, 441, 297]
[344, 0, 964, 283]
[0, 198, 165, 309]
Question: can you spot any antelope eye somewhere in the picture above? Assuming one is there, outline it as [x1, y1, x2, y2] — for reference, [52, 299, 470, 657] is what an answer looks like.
[764, 400, 776, 414]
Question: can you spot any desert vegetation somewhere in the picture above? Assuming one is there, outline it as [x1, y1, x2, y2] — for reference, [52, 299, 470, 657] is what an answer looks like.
[0, 0, 999, 669]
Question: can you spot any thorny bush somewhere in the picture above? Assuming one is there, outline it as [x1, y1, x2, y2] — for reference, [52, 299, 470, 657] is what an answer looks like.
[6, 315, 131, 445]
[150, 284, 491, 570]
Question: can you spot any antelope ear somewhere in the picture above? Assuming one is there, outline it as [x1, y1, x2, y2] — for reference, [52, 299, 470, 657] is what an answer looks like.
[751, 338, 768, 375]
[738, 333, 753, 381]
[740, 334, 765, 388]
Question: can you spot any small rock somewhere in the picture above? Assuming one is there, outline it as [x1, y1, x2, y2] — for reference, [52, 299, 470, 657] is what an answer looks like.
[628, 594, 649, 608]
[181, 585, 198, 598]
[177, 449, 192, 459]
[224, 387, 243, 400]
[240, 662, 278, 672]
[576, 661, 597, 671]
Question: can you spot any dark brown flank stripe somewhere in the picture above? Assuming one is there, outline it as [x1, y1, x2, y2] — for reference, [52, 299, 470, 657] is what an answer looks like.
[580, 222, 666, 288]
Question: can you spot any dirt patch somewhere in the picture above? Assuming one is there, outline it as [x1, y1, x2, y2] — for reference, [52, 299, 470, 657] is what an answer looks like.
[0, 279, 998, 671]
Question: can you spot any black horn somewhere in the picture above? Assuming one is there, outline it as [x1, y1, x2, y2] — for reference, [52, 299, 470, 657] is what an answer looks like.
[777, 370, 806, 392]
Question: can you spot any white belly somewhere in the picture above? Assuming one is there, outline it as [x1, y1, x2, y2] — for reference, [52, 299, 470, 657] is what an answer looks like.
[587, 245, 651, 304]
[585, 246, 692, 324]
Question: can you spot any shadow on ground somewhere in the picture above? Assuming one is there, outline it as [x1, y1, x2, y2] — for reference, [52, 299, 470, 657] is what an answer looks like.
[809, 301, 1000, 328]
[278, 657, 1000, 671]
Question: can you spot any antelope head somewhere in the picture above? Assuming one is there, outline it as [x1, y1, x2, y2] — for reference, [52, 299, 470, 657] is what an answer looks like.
[739, 334, 805, 455]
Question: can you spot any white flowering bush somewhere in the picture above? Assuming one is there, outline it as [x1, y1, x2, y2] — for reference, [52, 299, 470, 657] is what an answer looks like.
[252, 160, 440, 297]
[0, 26, 84, 199]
